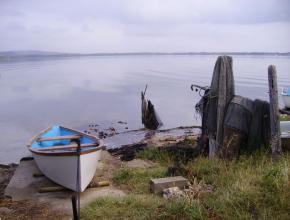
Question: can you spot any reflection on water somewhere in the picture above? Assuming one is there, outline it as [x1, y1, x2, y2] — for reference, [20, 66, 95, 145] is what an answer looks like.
[0, 55, 289, 163]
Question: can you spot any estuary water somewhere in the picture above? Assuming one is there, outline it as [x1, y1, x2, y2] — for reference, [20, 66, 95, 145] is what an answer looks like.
[0, 55, 289, 164]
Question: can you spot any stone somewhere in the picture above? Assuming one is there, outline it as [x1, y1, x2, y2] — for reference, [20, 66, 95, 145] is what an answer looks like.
[163, 186, 183, 199]
[150, 176, 189, 194]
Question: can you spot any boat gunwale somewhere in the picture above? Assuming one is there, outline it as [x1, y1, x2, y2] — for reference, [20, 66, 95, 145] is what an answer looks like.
[27, 125, 105, 156]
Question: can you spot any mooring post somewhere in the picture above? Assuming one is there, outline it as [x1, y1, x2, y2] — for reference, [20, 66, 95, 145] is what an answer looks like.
[268, 65, 282, 157]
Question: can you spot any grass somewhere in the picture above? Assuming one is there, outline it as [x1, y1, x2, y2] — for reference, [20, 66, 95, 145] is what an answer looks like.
[81, 195, 204, 220]
[137, 147, 172, 165]
[82, 147, 290, 220]
[112, 165, 167, 193]
[280, 114, 290, 121]
[186, 153, 290, 219]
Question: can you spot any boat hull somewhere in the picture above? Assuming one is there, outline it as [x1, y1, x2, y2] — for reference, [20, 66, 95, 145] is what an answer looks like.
[282, 95, 290, 108]
[32, 149, 102, 192]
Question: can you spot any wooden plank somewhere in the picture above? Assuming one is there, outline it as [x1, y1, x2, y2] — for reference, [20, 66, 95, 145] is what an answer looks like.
[89, 181, 110, 188]
[37, 135, 81, 142]
[268, 65, 282, 157]
[150, 176, 188, 194]
[37, 143, 98, 151]
[38, 186, 66, 193]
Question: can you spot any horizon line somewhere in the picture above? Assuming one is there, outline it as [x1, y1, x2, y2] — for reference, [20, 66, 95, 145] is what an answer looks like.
[1, 50, 290, 55]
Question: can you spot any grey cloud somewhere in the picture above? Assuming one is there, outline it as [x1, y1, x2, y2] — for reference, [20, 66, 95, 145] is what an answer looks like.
[2, 0, 290, 24]
[0, 0, 289, 52]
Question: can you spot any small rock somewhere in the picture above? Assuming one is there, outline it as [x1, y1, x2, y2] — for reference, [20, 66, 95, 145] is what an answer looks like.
[118, 121, 127, 124]
[163, 187, 183, 199]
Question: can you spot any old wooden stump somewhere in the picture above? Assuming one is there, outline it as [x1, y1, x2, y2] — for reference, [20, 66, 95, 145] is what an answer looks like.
[268, 65, 282, 157]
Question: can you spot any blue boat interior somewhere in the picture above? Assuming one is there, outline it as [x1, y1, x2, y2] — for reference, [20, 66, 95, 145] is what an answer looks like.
[281, 87, 290, 96]
[31, 125, 95, 150]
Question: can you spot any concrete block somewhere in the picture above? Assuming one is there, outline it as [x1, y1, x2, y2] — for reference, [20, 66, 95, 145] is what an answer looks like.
[150, 176, 188, 194]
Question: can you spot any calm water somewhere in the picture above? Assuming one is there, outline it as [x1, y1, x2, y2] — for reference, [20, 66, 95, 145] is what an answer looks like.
[0, 55, 289, 164]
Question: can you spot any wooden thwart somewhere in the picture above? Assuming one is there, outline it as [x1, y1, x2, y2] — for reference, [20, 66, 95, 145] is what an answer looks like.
[37, 143, 99, 152]
[37, 135, 81, 142]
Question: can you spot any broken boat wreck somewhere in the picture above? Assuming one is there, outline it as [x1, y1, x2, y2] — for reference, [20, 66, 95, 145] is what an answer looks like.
[194, 56, 289, 159]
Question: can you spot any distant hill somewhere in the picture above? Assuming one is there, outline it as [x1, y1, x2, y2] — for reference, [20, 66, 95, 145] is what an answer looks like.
[0, 50, 74, 57]
[0, 50, 80, 62]
[0, 50, 289, 59]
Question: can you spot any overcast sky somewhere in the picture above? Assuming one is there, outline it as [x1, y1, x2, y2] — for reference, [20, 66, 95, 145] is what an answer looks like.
[0, 0, 289, 53]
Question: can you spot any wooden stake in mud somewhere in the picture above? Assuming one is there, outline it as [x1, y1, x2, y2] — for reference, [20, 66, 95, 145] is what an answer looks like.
[268, 65, 282, 157]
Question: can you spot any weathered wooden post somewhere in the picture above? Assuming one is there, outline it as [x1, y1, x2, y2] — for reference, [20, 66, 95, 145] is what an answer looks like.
[207, 56, 235, 158]
[268, 65, 282, 157]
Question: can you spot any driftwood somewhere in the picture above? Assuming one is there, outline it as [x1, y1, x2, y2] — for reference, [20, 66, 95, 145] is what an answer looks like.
[141, 85, 162, 130]
[268, 65, 282, 157]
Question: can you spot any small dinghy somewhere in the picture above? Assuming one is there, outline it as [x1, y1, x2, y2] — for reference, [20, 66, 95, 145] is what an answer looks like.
[281, 87, 290, 109]
[28, 125, 104, 192]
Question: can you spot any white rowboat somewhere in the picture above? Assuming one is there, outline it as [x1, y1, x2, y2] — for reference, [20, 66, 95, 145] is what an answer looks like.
[28, 125, 104, 192]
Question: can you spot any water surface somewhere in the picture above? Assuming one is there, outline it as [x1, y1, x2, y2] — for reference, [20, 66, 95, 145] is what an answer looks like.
[0, 55, 289, 163]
